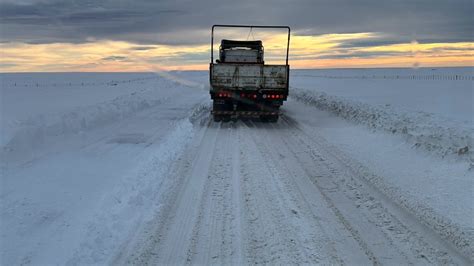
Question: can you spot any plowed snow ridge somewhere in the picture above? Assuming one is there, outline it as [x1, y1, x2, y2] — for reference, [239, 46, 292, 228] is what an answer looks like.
[292, 88, 473, 162]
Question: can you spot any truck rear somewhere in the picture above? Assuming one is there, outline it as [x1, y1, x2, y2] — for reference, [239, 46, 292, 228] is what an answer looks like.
[209, 25, 291, 122]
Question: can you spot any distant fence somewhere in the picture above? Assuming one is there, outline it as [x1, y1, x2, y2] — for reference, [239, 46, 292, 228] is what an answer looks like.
[292, 74, 474, 81]
[4, 76, 161, 88]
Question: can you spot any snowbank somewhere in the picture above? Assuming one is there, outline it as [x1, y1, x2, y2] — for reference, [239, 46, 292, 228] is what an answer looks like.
[0, 72, 209, 265]
[292, 88, 473, 163]
[291, 67, 473, 124]
[1, 72, 205, 159]
[2, 90, 167, 156]
[0, 73, 162, 129]
[0, 73, 183, 147]
[68, 118, 196, 265]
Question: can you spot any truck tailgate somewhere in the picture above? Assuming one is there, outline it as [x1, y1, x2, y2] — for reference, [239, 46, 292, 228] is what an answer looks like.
[211, 64, 288, 90]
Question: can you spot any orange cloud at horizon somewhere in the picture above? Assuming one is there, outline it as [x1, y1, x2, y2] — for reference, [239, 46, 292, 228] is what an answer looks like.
[0, 33, 472, 72]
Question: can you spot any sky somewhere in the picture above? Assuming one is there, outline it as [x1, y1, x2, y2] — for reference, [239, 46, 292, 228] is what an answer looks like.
[0, 0, 473, 72]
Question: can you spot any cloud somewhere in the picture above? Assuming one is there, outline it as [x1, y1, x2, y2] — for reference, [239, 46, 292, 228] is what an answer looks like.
[0, 1, 472, 71]
[101, 55, 129, 61]
[0, 0, 472, 46]
[148, 51, 209, 63]
[314, 51, 410, 60]
[336, 39, 406, 49]
[1, 34, 471, 72]
[0, 63, 18, 68]
[130, 46, 157, 51]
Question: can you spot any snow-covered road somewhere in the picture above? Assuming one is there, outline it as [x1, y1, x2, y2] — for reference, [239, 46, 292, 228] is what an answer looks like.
[113, 113, 468, 265]
[1, 70, 472, 265]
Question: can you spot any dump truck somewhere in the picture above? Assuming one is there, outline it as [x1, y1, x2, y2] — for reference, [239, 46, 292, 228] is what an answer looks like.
[209, 25, 291, 122]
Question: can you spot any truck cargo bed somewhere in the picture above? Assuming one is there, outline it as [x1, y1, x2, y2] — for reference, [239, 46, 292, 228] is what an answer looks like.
[210, 64, 288, 90]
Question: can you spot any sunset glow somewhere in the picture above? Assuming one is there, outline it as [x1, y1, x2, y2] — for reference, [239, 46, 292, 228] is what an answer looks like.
[1, 32, 472, 72]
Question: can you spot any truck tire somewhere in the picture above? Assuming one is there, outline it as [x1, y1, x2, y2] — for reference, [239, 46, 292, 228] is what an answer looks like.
[260, 114, 279, 123]
[213, 114, 222, 122]
[213, 100, 229, 122]
[268, 115, 279, 123]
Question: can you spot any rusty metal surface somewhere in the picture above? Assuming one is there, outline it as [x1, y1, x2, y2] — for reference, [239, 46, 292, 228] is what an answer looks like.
[211, 64, 288, 90]
[223, 50, 260, 63]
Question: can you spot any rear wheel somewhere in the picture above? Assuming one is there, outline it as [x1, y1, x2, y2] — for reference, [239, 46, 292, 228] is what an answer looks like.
[268, 115, 279, 123]
[213, 114, 223, 122]
[260, 114, 279, 123]
[213, 100, 231, 122]
[260, 103, 280, 123]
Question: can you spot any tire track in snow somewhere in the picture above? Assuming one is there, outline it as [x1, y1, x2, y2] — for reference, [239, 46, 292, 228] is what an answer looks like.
[276, 115, 468, 265]
[124, 120, 246, 265]
[151, 121, 220, 264]
[119, 120, 220, 265]
[238, 123, 301, 264]
[287, 113, 473, 261]
[247, 121, 373, 265]
[239, 121, 337, 264]
[260, 120, 385, 264]
[119, 110, 468, 265]
[186, 122, 245, 264]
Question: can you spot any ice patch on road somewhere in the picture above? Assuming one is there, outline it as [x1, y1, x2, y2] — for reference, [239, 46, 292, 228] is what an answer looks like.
[292, 88, 473, 163]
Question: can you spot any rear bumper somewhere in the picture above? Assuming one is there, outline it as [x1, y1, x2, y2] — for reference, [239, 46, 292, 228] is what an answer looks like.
[211, 110, 280, 117]
[210, 90, 287, 101]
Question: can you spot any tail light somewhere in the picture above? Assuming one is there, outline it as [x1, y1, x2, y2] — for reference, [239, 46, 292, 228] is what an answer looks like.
[218, 92, 286, 99]
[218, 92, 230, 98]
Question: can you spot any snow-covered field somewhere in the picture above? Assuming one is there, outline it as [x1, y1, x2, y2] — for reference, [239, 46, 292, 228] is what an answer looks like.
[292, 67, 472, 123]
[292, 68, 473, 160]
[1, 68, 472, 264]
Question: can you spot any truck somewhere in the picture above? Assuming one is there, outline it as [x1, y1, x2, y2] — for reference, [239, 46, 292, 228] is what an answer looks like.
[209, 25, 291, 122]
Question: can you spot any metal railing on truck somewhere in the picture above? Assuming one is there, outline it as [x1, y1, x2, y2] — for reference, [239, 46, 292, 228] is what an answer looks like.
[210, 25, 291, 90]
[210, 24, 291, 65]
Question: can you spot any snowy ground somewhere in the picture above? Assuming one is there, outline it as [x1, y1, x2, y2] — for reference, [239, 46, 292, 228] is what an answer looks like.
[1, 68, 472, 264]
